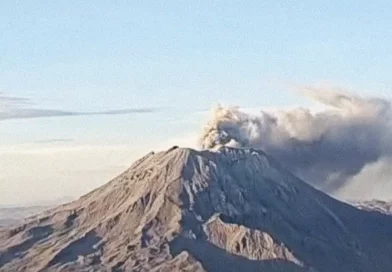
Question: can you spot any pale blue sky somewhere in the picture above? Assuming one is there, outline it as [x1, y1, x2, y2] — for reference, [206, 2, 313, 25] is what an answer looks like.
[1, 1, 392, 205]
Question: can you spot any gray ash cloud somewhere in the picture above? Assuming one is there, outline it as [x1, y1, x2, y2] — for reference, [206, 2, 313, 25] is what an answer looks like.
[199, 87, 392, 192]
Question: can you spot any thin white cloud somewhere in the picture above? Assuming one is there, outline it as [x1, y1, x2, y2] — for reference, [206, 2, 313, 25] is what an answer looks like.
[0, 92, 31, 107]
[0, 93, 158, 121]
[33, 139, 74, 144]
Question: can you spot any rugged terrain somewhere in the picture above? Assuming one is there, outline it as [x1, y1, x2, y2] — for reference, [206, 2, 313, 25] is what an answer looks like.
[1, 147, 392, 272]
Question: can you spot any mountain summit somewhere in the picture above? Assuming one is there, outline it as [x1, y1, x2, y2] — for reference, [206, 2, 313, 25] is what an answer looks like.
[1, 147, 392, 272]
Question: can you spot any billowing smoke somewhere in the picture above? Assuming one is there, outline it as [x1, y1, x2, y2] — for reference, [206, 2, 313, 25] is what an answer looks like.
[199, 88, 392, 193]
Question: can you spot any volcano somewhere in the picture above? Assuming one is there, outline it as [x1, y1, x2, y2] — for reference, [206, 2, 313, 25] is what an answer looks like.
[1, 147, 392, 272]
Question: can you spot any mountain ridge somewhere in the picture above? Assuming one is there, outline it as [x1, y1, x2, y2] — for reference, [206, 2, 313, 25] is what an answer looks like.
[1, 147, 392, 272]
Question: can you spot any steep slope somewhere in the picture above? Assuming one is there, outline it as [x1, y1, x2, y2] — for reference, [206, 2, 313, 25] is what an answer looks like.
[1, 147, 392, 272]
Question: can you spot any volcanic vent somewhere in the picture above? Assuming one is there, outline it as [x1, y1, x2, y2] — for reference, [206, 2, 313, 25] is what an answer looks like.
[1, 147, 392, 272]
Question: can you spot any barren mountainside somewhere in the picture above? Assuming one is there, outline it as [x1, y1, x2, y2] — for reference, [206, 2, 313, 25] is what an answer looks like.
[1, 147, 392, 272]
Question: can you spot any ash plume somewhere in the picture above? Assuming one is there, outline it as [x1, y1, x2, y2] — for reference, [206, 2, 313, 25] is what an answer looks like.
[199, 88, 392, 192]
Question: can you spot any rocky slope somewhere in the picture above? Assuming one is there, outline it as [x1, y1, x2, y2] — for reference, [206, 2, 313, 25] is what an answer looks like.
[1, 147, 392, 272]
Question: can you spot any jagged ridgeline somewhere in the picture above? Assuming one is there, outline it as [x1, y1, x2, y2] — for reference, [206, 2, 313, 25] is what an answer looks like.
[1, 147, 392, 272]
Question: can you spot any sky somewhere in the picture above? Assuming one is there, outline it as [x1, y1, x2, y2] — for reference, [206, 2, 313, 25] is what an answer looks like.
[1, 1, 392, 206]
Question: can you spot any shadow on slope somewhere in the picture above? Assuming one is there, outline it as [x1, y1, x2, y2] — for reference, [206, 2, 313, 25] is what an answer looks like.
[47, 230, 102, 267]
[0, 225, 53, 267]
